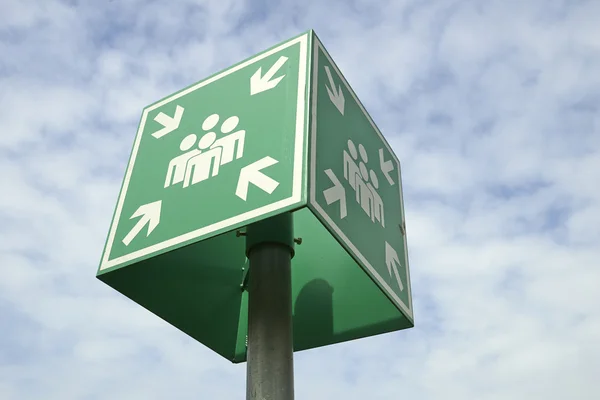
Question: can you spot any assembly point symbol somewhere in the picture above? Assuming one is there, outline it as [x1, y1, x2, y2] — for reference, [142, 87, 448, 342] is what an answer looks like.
[323, 140, 385, 226]
[164, 113, 246, 189]
[344, 139, 384, 227]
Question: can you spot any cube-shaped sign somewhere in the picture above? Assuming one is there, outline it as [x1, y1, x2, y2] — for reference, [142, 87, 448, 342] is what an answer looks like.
[97, 30, 413, 362]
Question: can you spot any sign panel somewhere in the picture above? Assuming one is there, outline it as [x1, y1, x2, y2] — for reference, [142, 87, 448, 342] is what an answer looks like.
[309, 40, 413, 320]
[100, 35, 309, 271]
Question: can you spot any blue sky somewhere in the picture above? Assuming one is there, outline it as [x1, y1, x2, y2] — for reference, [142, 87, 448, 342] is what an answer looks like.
[1, 0, 600, 398]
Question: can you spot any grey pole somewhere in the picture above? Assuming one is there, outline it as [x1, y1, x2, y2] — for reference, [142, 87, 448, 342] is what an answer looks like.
[245, 212, 295, 400]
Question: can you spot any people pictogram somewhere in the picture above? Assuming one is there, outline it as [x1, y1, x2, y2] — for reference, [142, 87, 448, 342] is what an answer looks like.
[210, 114, 245, 166]
[341, 139, 384, 227]
[164, 133, 201, 188]
[183, 130, 222, 187]
[164, 113, 247, 189]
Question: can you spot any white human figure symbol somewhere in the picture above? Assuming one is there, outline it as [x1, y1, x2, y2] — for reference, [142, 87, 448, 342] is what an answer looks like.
[343, 139, 361, 190]
[183, 119, 223, 188]
[367, 169, 384, 227]
[210, 115, 245, 166]
[355, 144, 374, 217]
[164, 134, 201, 188]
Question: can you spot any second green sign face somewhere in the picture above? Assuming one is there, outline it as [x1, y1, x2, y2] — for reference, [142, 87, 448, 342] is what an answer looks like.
[310, 42, 412, 318]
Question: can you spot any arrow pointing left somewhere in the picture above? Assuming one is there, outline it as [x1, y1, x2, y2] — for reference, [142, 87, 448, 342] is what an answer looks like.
[385, 241, 404, 292]
[236, 156, 280, 201]
[151, 105, 184, 139]
[122, 200, 162, 246]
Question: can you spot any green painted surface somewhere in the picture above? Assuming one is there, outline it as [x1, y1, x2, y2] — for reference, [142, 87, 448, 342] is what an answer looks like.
[309, 39, 413, 321]
[97, 31, 414, 364]
[235, 207, 412, 362]
[99, 32, 310, 273]
[99, 230, 247, 361]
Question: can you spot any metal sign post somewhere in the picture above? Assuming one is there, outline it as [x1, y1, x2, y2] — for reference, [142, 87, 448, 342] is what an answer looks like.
[245, 213, 295, 400]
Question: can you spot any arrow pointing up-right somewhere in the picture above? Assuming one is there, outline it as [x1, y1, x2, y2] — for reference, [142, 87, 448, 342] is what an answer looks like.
[323, 169, 347, 219]
[122, 200, 162, 246]
[385, 241, 404, 292]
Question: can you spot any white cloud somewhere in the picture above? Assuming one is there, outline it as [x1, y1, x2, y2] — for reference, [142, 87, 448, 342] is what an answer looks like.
[1, 0, 599, 399]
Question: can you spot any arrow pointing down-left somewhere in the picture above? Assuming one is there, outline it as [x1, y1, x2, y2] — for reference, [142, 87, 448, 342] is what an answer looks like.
[250, 56, 289, 95]
[122, 200, 162, 246]
[324, 66, 345, 115]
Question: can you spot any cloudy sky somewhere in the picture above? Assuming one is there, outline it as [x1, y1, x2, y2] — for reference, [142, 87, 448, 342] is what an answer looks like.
[2, 0, 600, 399]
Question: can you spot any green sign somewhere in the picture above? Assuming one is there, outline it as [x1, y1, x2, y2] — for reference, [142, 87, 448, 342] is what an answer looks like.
[99, 35, 308, 271]
[97, 30, 413, 363]
[309, 41, 412, 318]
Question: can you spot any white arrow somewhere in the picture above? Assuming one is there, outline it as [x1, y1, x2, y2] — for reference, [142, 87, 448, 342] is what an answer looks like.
[323, 169, 347, 219]
[385, 241, 404, 292]
[122, 200, 162, 246]
[379, 148, 395, 186]
[324, 65, 345, 115]
[236, 157, 280, 201]
[151, 105, 184, 139]
[250, 56, 288, 95]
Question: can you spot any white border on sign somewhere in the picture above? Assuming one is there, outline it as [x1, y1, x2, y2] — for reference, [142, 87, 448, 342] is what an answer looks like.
[100, 34, 309, 271]
[309, 39, 414, 320]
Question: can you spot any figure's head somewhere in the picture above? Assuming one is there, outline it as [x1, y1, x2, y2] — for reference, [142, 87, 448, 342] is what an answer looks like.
[180, 134, 197, 151]
[369, 169, 379, 189]
[347, 139, 358, 160]
[221, 116, 239, 134]
[198, 132, 216, 150]
[202, 113, 219, 131]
